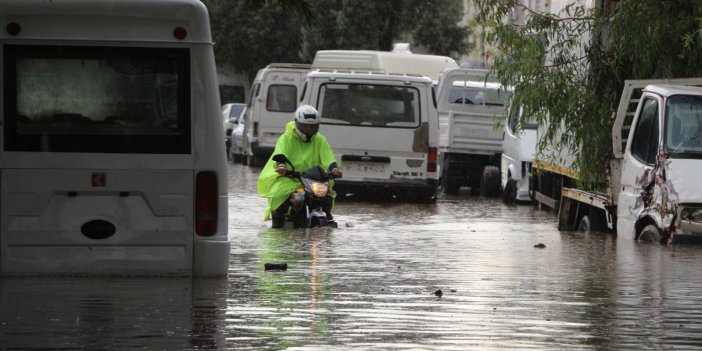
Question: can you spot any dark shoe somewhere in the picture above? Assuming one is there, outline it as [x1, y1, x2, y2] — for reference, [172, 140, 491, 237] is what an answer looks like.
[271, 216, 284, 229]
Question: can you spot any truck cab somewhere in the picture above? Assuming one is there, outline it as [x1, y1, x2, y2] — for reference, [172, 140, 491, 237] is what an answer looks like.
[615, 83, 702, 242]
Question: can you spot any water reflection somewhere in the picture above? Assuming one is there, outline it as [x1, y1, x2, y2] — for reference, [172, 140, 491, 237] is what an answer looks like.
[0, 278, 228, 349]
[2, 163, 702, 350]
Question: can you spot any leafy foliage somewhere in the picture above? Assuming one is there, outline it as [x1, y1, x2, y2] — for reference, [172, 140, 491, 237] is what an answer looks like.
[203, 0, 304, 81]
[205, 0, 471, 79]
[476, 0, 702, 188]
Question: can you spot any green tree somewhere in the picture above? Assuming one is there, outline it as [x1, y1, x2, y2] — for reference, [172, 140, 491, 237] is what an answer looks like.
[203, 0, 304, 81]
[303, 0, 470, 59]
[476, 0, 702, 187]
[206, 0, 472, 78]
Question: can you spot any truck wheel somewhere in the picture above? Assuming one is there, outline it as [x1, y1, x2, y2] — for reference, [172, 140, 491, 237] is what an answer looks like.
[502, 179, 517, 203]
[441, 162, 460, 194]
[480, 165, 500, 197]
[578, 215, 591, 233]
[529, 175, 538, 201]
[443, 179, 459, 194]
[638, 224, 664, 243]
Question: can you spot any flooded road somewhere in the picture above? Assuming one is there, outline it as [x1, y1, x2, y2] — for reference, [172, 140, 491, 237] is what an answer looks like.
[3, 163, 702, 350]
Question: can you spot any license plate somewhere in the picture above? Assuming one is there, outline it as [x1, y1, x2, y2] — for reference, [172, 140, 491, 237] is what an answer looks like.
[343, 162, 386, 176]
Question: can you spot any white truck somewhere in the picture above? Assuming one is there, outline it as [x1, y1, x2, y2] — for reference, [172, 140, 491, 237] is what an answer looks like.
[532, 78, 702, 243]
[245, 63, 311, 166]
[436, 68, 512, 196]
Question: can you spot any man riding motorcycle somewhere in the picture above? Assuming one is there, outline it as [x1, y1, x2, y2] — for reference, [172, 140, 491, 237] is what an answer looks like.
[257, 105, 342, 228]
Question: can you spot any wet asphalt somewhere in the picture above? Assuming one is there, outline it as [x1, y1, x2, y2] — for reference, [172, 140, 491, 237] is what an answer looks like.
[2, 162, 702, 350]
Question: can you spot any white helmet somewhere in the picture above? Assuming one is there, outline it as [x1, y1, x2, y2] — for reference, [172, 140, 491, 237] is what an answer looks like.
[294, 105, 320, 142]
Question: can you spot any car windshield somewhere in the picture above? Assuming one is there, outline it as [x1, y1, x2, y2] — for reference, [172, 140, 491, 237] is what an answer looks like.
[229, 104, 245, 120]
[448, 82, 509, 106]
[665, 94, 702, 158]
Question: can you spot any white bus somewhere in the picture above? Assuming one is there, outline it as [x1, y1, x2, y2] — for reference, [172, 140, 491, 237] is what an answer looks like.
[0, 0, 230, 276]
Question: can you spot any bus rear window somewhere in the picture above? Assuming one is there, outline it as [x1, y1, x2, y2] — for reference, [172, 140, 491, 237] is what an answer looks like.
[3, 45, 191, 154]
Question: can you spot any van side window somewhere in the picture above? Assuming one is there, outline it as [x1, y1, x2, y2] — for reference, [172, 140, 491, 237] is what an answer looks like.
[631, 98, 660, 164]
[266, 85, 297, 112]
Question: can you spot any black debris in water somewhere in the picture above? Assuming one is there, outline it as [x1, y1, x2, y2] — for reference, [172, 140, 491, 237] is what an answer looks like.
[264, 262, 288, 271]
[434, 289, 443, 298]
[534, 243, 546, 248]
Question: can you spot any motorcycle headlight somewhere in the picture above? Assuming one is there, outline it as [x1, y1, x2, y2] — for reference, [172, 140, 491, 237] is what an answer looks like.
[303, 178, 329, 197]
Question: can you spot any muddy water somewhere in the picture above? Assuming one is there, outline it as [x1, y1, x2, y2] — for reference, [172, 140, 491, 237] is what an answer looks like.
[2, 163, 702, 350]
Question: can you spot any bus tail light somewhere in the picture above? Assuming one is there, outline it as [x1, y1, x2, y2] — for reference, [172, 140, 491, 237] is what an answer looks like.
[427, 147, 438, 173]
[196, 171, 218, 236]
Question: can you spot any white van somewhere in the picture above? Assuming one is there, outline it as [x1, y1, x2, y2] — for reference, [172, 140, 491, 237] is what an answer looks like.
[0, 0, 230, 276]
[299, 50, 455, 202]
[301, 69, 440, 202]
[245, 63, 311, 166]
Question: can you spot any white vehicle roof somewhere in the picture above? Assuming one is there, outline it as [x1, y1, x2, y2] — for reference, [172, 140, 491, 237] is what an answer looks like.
[645, 84, 702, 97]
[253, 62, 311, 81]
[0, 0, 212, 43]
[312, 50, 457, 81]
[307, 69, 433, 84]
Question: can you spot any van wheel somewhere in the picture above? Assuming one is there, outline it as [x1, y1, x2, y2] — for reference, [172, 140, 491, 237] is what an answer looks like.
[577, 215, 591, 233]
[638, 224, 665, 243]
[502, 179, 517, 203]
[480, 166, 500, 197]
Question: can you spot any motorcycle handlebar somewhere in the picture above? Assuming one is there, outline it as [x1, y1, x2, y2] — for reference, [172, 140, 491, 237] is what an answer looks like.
[283, 170, 338, 180]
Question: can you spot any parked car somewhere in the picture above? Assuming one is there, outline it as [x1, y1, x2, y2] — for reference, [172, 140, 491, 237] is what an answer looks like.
[221, 102, 246, 157]
[228, 107, 249, 163]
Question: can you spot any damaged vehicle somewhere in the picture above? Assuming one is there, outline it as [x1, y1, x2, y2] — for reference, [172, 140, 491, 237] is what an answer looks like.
[531, 78, 702, 244]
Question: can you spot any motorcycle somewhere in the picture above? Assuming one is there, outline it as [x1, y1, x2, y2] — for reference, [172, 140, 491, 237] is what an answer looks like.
[272, 154, 338, 229]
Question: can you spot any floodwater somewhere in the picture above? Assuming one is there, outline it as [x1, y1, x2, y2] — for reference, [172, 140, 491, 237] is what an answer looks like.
[2, 163, 702, 350]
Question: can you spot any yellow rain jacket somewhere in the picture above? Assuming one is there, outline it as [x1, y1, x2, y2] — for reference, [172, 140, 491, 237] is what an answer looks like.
[257, 121, 339, 220]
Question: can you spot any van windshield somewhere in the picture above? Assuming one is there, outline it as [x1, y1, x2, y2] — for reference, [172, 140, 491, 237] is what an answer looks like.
[665, 94, 702, 158]
[4, 45, 190, 154]
[318, 83, 420, 128]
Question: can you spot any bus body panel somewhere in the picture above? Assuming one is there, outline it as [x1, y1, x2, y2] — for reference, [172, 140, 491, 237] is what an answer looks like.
[0, 0, 229, 276]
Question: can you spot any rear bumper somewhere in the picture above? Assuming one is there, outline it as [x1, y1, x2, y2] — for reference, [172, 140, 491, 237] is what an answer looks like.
[334, 178, 439, 197]
[194, 239, 231, 277]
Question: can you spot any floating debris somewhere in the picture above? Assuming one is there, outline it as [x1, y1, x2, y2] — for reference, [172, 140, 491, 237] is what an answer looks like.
[264, 262, 288, 271]
[434, 289, 443, 298]
[534, 243, 546, 248]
